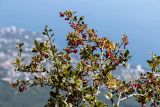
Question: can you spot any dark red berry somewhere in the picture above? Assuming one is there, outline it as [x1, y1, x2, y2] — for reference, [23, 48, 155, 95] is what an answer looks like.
[59, 12, 64, 17]
[82, 34, 86, 39]
[18, 85, 27, 92]
[81, 41, 84, 45]
[73, 49, 78, 54]
[65, 18, 69, 20]
[92, 46, 97, 51]
[65, 48, 72, 53]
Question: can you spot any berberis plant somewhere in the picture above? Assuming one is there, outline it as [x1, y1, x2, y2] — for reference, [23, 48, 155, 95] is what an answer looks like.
[12, 10, 160, 107]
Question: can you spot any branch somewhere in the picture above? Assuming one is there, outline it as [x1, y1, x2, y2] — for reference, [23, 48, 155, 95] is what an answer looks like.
[117, 93, 145, 106]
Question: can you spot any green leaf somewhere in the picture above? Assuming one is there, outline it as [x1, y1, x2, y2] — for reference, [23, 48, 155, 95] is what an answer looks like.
[124, 50, 129, 57]
[79, 16, 84, 21]
[34, 76, 39, 80]
[81, 103, 86, 107]
[34, 40, 39, 47]
[156, 56, 160, 60]
[75, 79, 82, 87]
[42, 32, 47, 35]
[85, 94, 92, 100]
[49, 29, 53, 32]
[78, 61, 83, 70]
[50, 91, 57, 97]
[63, 65, 69, 75]
[67, 103, 73, 107]
[113, 104, 118, 107]
[15, 58, 20, 66]
[147, 60, 153, 65]
[32, 47, 38, 52]
[95, 100, 108, 107]
[105, 92, 113, 100]
[67, 78, 75, 84]
[67, 66, 72, 71]
[40, 42, 44, 48]
[44, 25, 48, 32]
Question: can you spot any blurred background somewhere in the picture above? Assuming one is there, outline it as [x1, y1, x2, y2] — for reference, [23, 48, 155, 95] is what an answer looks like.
[0, 0, 160, 106]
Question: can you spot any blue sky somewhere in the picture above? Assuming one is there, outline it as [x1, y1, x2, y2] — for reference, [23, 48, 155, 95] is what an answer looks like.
[0, 0, 160, 67]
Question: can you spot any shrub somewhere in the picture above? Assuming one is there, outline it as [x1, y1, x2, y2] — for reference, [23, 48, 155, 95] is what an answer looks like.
[12, 10, 160, 107]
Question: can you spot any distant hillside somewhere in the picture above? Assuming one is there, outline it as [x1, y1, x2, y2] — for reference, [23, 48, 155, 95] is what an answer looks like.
[0, 79, 50, 107]
[0, 26, 50, 107]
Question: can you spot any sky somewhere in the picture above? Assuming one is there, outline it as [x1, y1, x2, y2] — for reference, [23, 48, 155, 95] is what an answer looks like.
[0, 0, 160, 67]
